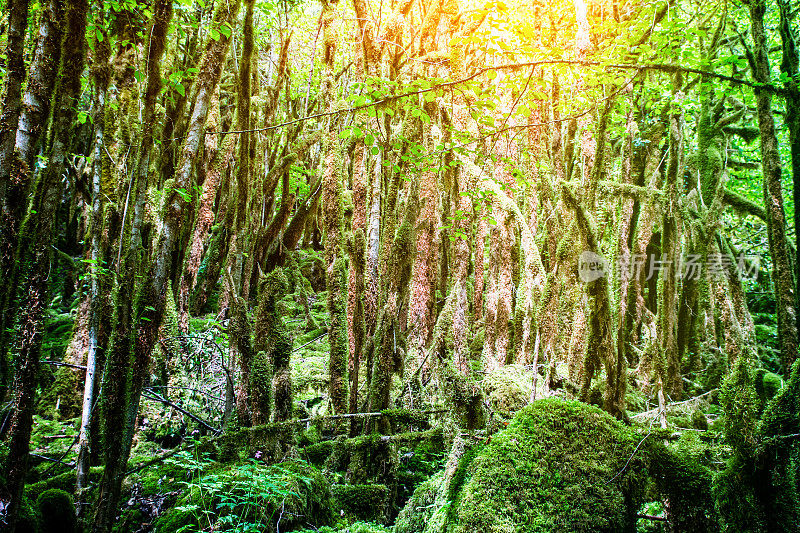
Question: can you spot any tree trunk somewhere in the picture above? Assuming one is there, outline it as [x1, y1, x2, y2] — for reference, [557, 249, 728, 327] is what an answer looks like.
[749, 0, 799, 372]
[0, 0, 64, 385]
[777, 0, 800, 334]
[3, 0, 89, 527]
[76, 17, 113, 517]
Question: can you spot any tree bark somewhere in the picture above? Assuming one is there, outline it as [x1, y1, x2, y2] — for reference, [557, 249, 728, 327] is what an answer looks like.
[749, 0, 799, 372]
[3, 0, 89, 527]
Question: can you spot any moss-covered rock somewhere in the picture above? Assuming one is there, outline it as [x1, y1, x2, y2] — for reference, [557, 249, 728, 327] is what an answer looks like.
[37, 489, 77, 533]
[25, 466, 103, 502]
[397, 398, 650, 533]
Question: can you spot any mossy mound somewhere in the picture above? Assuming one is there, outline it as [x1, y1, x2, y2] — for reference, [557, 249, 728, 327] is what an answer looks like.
[481, 364, 532, 418]
[37, 488, 77, 533]
[398, 398, 650, 533]
[332, 484, 389, 523]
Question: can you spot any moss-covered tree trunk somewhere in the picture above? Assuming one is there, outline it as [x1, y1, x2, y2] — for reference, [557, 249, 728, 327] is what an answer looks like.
[749, 0, 799, 372]
[3, 0, 88, 527]
[0, 0, 64, 389]
[76, 15, 113, 516]
[777, 0, 800, 334]
[93, 0, 237, 529]
[320, 0, 348, 417]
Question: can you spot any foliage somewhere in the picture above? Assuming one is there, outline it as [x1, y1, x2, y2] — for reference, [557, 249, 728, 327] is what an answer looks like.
[155, 452, 332, 532]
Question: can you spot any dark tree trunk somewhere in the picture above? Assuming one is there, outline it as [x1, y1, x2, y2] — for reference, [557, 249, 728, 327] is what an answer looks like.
[2, 0, 89, 527]
[0, 0, 64, 387]
[749, 0, 799, 372]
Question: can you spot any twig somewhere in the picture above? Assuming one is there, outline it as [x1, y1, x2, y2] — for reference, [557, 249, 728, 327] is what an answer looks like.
[30, 453, 75, 467]
[631, 389, 718, 420]
[292, 331, 328, 353]
[40, 360, 87, 370]
[141, 389, 221, 435]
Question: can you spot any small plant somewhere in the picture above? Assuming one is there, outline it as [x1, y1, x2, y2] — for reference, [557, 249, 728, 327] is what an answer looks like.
[166, 451, 316, 532]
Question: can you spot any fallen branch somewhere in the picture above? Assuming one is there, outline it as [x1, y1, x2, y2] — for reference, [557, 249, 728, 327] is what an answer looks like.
[632, 389, 718, 420]
[637, 514, 668, 522]
[125, 408, 447, 476]
[141, 389, 222, 436]
[40, 360, 87, 370]
[292, 331, 329, 353]
[30, 453, 75, 467]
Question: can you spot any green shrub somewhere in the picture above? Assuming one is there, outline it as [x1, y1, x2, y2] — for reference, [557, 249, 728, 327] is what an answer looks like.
[648, 433, 719, 531]
[154, 457, 332, 532]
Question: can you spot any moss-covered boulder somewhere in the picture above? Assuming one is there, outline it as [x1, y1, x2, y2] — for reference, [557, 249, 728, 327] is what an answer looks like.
[397, 398, 650, 533]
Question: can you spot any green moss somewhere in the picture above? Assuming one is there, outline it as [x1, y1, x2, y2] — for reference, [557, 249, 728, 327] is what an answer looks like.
[382, 408, 430, 431]
[25, 466, 103, 502]
[481, 364, 532, 418]
[713, 354, 764, 531]
[752, 359, 800, 530]
[450, 398, 648, 533]
[332, 484, 389, 523]
[648, 433, 719, 531]
[303, 439, 337, 466]
[37, 366, 83, 419]
[15, 494, 41, 533]
[394, 471, 444, 533]
[37, 489, 77, 533]
[295, 522, 392, 533]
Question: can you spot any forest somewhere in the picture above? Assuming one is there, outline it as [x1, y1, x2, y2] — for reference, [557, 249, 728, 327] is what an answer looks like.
[1, 0, 800, 530]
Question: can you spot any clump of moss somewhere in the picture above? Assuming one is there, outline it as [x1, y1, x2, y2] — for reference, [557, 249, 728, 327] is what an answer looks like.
[37, 488, 77, 533]
[450, 398, 649, 532]
[332, 484, 389, 523]
[648, 433, 719, 531]
[481, 364, 532, 418]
